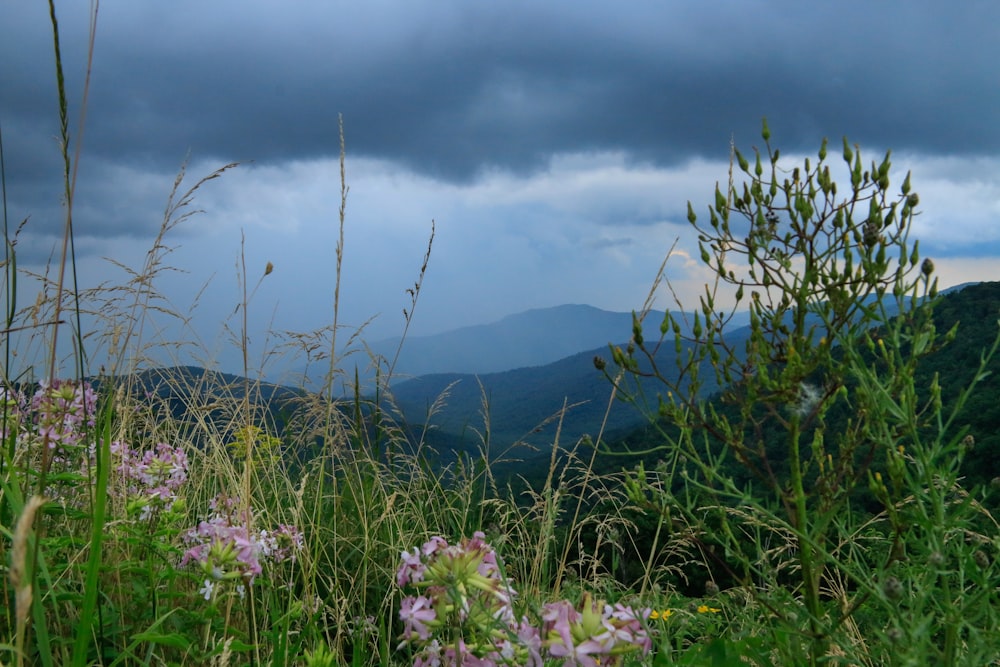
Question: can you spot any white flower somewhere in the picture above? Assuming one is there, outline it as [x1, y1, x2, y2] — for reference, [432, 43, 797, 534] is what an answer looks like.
[199, 579, 215, 600]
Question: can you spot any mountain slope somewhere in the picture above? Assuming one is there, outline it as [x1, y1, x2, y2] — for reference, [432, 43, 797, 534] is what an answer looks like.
[595, 281, 1000, 488]
[373, 304, 673, 379]
[386, 322, 755, 455]
[282, 303, 753, 391]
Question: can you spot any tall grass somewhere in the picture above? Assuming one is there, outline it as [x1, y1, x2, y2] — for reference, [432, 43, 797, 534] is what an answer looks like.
[0, 6, 614, 666]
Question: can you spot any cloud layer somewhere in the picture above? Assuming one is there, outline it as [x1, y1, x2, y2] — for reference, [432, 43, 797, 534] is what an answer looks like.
[1, 2, 998, 375]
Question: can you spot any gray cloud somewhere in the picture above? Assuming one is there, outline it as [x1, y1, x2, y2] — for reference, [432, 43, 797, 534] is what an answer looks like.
[4, 1, 997, 191]
[1, 1, 998, 376]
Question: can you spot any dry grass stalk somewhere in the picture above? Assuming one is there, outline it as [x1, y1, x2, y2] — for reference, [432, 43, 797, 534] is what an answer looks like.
[10, 495, 47, 658]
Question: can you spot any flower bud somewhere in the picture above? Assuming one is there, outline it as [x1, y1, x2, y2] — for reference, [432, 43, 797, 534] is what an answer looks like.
[882, 575, 904, 600]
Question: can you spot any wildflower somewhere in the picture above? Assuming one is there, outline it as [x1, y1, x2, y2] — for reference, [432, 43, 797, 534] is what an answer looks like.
[399, 595, 437, 642]
[199, 579, 215, 601]
[15, 380, 99, 502]
[395, 534, 649, 666]
[259, 524, 305, 563]
[398, 547, 427, 586]
[542, 594, 651, 663]
[182, 495, 303, 597]
[649, 609, 672, 620]
[181, 523, 264, 585]
[28, 379, 97, 450]
[515, 619, 544, 666]
[111, 441, 189, 515]
[544, 599, 604, 667]
[697, 604, 721, 614]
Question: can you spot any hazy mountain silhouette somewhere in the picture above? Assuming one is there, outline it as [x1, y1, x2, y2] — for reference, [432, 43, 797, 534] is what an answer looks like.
[304, 304, 751, 390]
[385, 319, 755, 456]
[376, 305, 673, 378]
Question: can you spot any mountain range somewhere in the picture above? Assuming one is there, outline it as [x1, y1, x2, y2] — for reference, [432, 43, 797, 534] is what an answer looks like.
[286, 304, 752, 391]
[378, 282, 980, 468]
[120, 282, 995, 484]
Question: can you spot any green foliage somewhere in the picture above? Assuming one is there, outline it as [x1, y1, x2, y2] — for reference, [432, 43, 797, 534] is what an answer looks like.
[607, 120, 1000, 665]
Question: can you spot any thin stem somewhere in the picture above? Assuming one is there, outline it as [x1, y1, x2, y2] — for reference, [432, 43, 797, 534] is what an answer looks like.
[787, 418, 825, 663]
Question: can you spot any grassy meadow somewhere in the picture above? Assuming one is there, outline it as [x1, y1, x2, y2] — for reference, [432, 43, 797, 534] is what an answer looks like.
[3, 7, 1000, 666]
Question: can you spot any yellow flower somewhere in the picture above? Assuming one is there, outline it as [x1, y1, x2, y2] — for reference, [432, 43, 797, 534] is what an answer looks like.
[650, 609, 673, 620]
[697, 604, 721, 614]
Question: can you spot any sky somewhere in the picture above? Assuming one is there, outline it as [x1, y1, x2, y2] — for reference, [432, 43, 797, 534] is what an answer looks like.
[1, 1, 999, 378]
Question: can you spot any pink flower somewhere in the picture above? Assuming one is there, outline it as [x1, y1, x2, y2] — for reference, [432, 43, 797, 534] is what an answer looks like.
[516, 619, 544, 667]
[421, 535, 448, 559]
[548, 637, 604, 667]
[399, 595, 437, 642]
[398, 547, 426, 586]
[111, 441, 189, 513]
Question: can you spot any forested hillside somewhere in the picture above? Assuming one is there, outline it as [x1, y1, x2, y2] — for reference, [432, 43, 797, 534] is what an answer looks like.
[591, 281, 1000, 494]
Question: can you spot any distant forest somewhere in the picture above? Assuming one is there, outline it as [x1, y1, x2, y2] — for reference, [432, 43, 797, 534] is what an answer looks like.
[594, 281, 1000, 498]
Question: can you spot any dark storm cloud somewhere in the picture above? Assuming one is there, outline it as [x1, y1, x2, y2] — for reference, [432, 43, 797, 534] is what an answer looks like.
[3, 1, 997, 188]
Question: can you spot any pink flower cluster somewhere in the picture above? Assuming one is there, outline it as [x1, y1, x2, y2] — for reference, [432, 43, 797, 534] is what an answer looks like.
[540, 596, 651, 667]
[259, 523, 305, 564]
[28, 379, 98, 450]
[110, 441, 189, 517]
[2, 380, 99, 500]
[181, 495, 303, 600]
[396, 533, 651, 667]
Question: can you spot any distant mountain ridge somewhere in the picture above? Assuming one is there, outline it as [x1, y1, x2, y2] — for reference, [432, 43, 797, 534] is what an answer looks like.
[381, 283, 982, 459]
[370, 304, 665, 379]
[101, 282, 993, 483]
[346, 304, 753, 383]
[386, 317, 753, 455]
